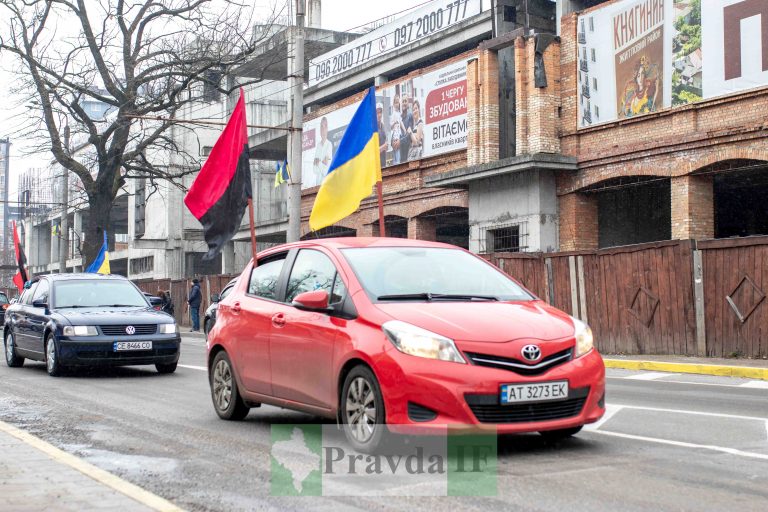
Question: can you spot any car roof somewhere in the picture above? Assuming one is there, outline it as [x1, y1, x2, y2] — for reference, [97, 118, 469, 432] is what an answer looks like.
[258, 237, 459, 258]
[34, 273, 130, 282]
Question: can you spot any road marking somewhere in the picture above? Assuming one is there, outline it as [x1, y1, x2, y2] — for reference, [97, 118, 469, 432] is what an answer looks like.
[0, 420, 185, 512]
[178, 364, 206, 371]
[587, 429, 768, 461]
[611, 403, 768, 422]
[584, 404, 624, 431]
[741, 381, 768, 389]
[603, 359, 768, 381]
[624, 372, 678, 381]
[607, 375, 767, 389]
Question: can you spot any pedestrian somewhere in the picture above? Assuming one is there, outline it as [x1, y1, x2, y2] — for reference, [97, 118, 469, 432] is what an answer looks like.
[160, 289, 174, 316]
[187, 278, 202, 332]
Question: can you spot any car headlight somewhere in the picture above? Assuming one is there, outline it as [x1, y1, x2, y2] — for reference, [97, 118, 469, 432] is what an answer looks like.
[382, 320, 465, 364]
[159, 323, 178, 334]
[63, 325, 98, 336]
[572, 318, 594, 358]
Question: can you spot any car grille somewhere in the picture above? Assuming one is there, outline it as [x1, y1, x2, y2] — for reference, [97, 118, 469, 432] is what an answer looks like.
[464, 348, 573, 376]
[465, 387, 589, 424]
[99, 324, 157, 336]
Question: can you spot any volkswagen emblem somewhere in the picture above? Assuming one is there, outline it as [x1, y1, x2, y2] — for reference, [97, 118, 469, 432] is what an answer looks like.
[125, 325, 136, 335]
[521, 344, 542, 362]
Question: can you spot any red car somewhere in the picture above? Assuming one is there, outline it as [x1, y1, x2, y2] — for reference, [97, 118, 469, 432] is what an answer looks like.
[207, 238, 605, 452]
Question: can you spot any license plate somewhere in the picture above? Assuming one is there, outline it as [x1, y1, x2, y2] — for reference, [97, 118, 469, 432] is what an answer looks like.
[500, 381, 569, 404]
[113, 341, 153, 352]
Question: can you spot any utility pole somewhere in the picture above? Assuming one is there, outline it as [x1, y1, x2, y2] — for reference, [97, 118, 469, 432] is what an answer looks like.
[286, 0, 305, 242]
[59, 125, 69, 273]
[1, 137, 10, 264]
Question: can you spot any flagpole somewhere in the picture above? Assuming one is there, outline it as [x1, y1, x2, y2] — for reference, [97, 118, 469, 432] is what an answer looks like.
[247, 198, 258, 267]
[376, 181, 385, 237]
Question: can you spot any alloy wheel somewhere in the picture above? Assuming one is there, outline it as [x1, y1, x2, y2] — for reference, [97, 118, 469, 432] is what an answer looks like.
[46, 340, 56, 373]
[213, 359, 233, 412]
[345, 376, 377, 443]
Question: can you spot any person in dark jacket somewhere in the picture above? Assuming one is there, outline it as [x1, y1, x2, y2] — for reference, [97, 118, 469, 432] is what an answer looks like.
[187, 279, 202, 332]
[159, 289, 174, 316]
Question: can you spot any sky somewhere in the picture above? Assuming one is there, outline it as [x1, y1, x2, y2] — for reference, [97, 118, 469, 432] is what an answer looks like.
[0, 0, 443, 194]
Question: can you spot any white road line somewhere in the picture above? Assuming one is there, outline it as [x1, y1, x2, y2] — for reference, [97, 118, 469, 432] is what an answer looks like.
[0, 420, 185, 511]
[587, 429, 768, 461]
[584, 404, 624, 431]
[624, 372, 678, 381]
[609, 403, 768, 422]
[740, 381, 768, 389]
[178, 364, 206, 371]
[607, 376, 762, 389]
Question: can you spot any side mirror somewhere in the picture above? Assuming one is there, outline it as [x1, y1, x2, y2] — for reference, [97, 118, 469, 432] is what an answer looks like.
[210, 293, 220, 303]
[292, 290, 330, 312]
[32, 299, 48, 309]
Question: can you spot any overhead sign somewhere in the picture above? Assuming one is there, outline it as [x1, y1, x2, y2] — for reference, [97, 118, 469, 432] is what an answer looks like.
[308, 0, 484, 87]
[577, 0, 768, 128]
[302, 59, 469, 189]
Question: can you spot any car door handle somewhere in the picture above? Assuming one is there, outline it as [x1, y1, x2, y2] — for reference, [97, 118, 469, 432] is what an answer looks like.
[272, 313, 286, 328]
[231, 302, 241, 313]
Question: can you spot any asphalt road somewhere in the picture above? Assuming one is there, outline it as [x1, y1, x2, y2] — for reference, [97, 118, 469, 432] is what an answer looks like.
[1, 335, 767, 511]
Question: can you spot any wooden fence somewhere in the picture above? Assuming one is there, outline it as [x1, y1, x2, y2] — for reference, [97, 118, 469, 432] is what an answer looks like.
[489, 237, 768, 358]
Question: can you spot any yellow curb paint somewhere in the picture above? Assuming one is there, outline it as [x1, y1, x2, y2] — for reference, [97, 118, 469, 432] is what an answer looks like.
[0, 420, 185, 512]
[604, 359, 768, 381]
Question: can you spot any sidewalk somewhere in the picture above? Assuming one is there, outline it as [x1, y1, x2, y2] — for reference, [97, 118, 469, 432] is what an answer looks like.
[603, 354, 768, 380]
[0, 421, 182, 512]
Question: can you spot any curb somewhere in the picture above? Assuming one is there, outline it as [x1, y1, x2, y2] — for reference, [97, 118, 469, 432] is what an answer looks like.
[603, 359, 768, 381]
[0, 420, 185, 512]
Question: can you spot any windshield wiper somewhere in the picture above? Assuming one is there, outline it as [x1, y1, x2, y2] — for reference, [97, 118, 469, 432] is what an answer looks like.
[57, 305, 90, 309]
[103, 304, 142, 307]
[377, 293, 498, 302]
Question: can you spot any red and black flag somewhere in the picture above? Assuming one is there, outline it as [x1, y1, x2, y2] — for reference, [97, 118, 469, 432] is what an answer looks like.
[184, 89, 252, 260]
[11, 220, 28, 293]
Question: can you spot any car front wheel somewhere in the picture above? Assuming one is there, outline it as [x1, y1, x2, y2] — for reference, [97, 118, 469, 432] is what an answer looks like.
[45, 335, 64, 377]
[4, 331, 24, 368]
[341, 365, 386, 454]
[210, 351, 250, 420]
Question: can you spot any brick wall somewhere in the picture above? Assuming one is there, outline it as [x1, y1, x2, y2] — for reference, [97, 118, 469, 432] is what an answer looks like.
[467, 50, 500, 166]
[671, 175, 714, 240]
[558, 191, 598, 251]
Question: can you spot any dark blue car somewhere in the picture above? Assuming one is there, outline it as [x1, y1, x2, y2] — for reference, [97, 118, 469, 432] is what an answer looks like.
[3, 274, 180, 376]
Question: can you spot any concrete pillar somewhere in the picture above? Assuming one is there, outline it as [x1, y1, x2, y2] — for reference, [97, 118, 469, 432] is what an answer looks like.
[50, 221, 59, 270]
[408, 217, 436, 242]
[222, 241, 236, 274]
[307, 0, 321, 28]
[671, 175, 714, 240]
[558, 192, 598, 251]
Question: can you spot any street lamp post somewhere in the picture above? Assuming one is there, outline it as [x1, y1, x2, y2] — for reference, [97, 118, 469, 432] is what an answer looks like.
[59, 125, 69, 274]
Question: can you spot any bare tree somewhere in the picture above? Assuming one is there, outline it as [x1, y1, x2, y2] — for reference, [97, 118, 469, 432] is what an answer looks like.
[0, 0, 283, 265]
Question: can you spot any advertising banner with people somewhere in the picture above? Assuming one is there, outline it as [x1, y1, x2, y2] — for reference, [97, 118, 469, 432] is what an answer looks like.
[577, 0, 768, 128]
[301, 59, 468, 189]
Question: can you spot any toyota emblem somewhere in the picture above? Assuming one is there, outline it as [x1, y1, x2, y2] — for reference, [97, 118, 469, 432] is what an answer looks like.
[521, 344, 542, 362]
[125, 325, 136, 335]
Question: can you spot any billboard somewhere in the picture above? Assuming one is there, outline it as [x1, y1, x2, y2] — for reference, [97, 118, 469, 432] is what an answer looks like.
[308, 0, 485, 87]
[301, 59, 468, 189]
[577, 0, 768, 128]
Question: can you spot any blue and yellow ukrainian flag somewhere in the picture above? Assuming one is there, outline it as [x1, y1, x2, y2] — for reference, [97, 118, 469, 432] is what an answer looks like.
[274, 160, 290, 188]
[309, 86, 382, 231]
[85, 231, 111, 274]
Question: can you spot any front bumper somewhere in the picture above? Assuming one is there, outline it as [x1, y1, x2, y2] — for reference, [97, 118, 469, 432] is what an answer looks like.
[57, 335, 181, 367]
[376, 347, 605, 435]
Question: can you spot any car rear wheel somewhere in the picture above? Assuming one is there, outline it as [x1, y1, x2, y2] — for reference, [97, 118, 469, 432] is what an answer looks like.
[210, 351, 249, 420]
[341, 365, 386, 453]
[539, 426, 582, 440]
[156, 362, 177, 374]
[4, 331, 24, 368]
[45, 335, 64, 377]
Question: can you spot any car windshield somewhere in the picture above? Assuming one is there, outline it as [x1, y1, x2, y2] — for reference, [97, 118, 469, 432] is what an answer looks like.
[53, 280, 149, 308]
[341, 247, 533, 302]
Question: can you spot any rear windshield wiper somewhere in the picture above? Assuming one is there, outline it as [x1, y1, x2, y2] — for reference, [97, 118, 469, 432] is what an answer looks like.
[377, 293, 498, 302]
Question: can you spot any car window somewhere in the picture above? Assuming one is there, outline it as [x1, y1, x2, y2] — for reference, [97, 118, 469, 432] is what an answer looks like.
[220, 282, 235, 300]
[285, 249, 345, 305]
[21, 282, 38, 305]
[248, 257, 286, 300]
[0, 293, 8, 304]
[32, 279, 49, 304]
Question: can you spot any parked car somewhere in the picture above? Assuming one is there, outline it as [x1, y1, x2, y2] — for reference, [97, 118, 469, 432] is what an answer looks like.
[143, 292, 164, 311]
[204, 278, 238, 338]
[4, 274, 180, 376]
[0, 292, 9, 325]
[207, 238, 605, 452]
